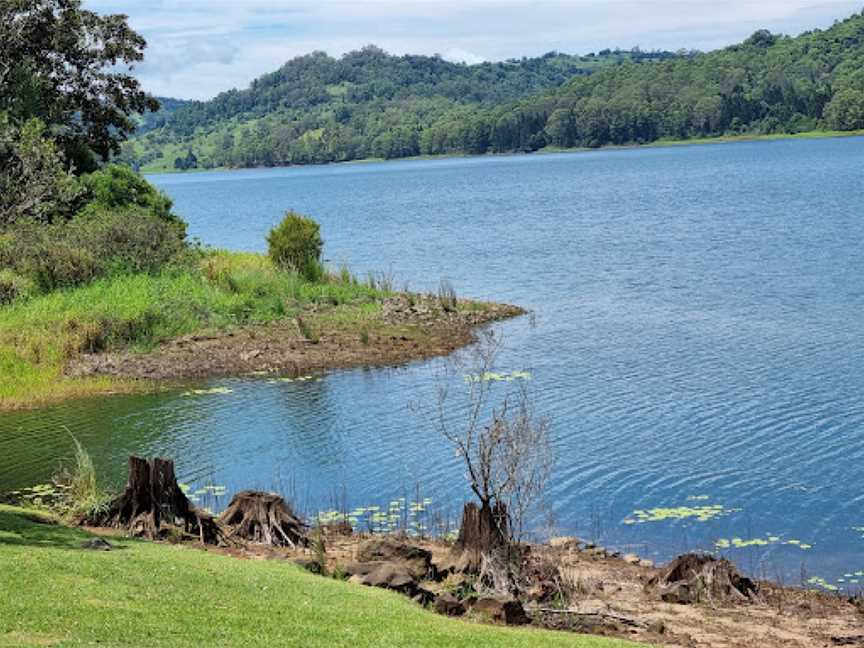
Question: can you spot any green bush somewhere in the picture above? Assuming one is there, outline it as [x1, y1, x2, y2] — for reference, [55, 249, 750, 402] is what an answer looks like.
[0, 270, 37, 305]
[25, 243, 99, 292]
[67, 206, 189, 275]
[266, 211, 323, 281]
[0, 208, 188, 292]
[77, 165, 186, 235]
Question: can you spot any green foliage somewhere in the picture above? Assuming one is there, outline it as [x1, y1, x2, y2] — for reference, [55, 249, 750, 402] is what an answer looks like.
[125, 47, 676, 170]
[0, 0, 158, 169]
[60, 437, 112, 518]
[825, 89, 864, 130]
[0, 115, 82, 225]
[77, 164, 183, 231]
[0, 252, 386, 405]
[267, 211, 324, 280]
[0, 269, 36, 305]
[130, 12, 864, 167]
[0, 208, 187, 293]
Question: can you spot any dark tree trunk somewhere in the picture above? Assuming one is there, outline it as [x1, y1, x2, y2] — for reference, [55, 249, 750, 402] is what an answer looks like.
[450, 501, 510, 573]
[219, 490, 307, 548]
[88, 456, 221, 544]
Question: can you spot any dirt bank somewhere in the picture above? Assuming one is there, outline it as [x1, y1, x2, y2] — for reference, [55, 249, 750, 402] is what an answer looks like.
[202, 532, 864, 648]
[67, 294, 525, 381]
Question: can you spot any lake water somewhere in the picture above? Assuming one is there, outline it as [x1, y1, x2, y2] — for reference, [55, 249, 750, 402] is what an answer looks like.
[3, 138, 864, 589]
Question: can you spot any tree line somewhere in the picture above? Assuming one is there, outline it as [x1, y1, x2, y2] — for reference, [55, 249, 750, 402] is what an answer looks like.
[121, 47, 678, 169]
[125, 12, 864, 171]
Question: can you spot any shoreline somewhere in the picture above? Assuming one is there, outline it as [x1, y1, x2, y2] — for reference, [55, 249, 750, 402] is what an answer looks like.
[4, 503, 862, 648]
[4, 294, 524, 411]
[142, 129, 864, 176]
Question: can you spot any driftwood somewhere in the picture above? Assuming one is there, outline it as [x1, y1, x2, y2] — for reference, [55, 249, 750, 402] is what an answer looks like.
[88, 456, 222, 544]
[534, 608, 646, 628]
[219, 490, 307, 547]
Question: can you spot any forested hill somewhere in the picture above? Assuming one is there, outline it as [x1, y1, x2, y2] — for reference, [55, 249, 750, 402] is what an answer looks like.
[125, 12, 864, 171]
[122, 46, 676, 170]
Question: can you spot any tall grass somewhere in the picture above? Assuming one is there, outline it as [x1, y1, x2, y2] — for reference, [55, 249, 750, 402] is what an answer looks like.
[65, 436, 108, 516]
[0, 251, 389, 408]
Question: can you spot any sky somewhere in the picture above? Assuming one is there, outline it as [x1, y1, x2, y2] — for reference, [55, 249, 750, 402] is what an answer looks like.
[84, 0, 864, 101]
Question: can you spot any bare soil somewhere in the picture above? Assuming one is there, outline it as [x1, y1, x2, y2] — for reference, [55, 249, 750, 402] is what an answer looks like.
[67, 295, 524, 381]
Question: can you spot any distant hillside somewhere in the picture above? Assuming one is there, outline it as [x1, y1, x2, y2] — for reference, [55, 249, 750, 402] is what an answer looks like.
[121, 47, 676, 170]
[125, 12, 864, 171]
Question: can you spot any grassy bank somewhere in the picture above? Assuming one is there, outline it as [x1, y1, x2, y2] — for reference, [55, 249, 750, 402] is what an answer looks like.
[0, 252, 385, 410]
[0, 505, 640, 648]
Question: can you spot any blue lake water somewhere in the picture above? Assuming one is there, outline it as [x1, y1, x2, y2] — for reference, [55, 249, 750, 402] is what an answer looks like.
[3, 138, 864, 588]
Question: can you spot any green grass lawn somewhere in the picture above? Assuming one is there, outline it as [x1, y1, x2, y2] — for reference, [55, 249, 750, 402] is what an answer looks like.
[0, 506, 643, 648]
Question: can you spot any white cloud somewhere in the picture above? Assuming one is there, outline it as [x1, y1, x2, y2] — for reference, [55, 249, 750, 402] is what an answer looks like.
[84, 0, 864, 100]
[442, 48, 487, 65]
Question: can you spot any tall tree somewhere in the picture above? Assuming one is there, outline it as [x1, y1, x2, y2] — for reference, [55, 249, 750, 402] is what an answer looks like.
[0, 0, 158, 171]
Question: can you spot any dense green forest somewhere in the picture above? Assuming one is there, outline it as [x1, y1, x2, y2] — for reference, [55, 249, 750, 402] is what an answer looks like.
[125, 11, 864, 171]
[121, 47, 677, 169]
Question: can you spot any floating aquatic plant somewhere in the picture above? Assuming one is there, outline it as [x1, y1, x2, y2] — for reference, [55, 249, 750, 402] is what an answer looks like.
[623, 502, 738, 525]
[807, 576, 839, 592]
[182, 387, 233, 397]
[713, 535, 813, 551]
[266, 375, 322, 384]
[315, 497, 437, 536]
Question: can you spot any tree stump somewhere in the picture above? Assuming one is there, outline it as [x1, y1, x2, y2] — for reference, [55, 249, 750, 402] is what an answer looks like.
[450, 501, 510, 574]
[88, 456, 222, 544]
[647, 553, 758, 604]
[219, 491, 307, 548]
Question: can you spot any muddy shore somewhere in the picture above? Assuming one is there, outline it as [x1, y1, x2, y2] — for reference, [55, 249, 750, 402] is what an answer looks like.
[67, 294, 525, 381]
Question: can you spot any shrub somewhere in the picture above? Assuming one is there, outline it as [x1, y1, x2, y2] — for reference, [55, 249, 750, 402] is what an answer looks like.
[77, 164, 186, 235]
[0, 269, 37, 305]
[267, 211, 323, 281]
[0, 208, 187, 292]
[67, 206, 188, 275]
[27, 243, 99, 292]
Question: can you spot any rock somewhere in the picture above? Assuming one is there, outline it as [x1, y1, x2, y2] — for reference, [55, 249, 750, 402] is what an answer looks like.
[356, 538, 434, 580]
[435, 592, 466, 617]
[348, 562, 418, 596]
[472, 597, 530, 625]
[639, 559, 655, 568]
[80, 538, 112, 551]
[623, 553, 641, 565]
[292, 558, 323, 574]
[549, 536, 581, 549]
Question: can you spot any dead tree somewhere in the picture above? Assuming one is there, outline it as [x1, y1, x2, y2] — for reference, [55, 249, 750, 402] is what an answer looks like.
[220, 491, 307, 548]
[88, 456, 221, 544]
[431, 331, 553, 580]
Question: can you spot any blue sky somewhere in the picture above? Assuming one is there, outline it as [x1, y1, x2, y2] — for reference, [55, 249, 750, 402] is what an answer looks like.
[84, 0, 863, 100]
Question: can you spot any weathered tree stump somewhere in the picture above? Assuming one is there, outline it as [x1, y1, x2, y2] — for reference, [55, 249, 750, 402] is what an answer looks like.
[88, 456, 222, 544]
[219, 490, 307, 547]
[450, 501, 510, 574]
[647, 553, 758, 604]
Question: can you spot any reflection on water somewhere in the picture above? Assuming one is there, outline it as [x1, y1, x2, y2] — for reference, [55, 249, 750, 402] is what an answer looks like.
[3, 137, 864, 588]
